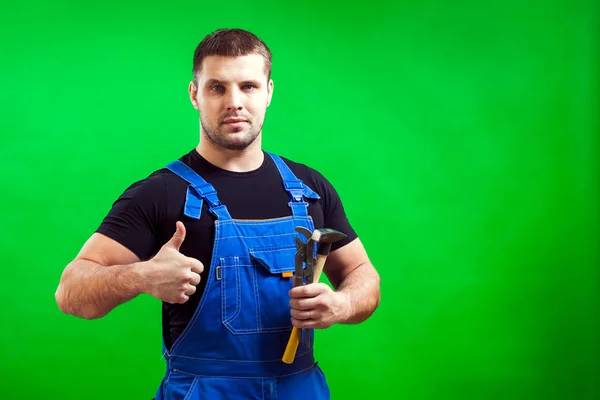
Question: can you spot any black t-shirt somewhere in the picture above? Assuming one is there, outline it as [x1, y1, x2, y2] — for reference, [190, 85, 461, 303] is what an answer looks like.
[96, 149, 357, 349]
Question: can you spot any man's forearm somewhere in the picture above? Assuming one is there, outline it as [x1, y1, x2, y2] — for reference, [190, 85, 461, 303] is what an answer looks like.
[336, 262, 381, 324]
[55, 259, 146, 320]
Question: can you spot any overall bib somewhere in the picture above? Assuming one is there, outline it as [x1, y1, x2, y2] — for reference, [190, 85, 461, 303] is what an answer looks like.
[154, 153, 330, 400]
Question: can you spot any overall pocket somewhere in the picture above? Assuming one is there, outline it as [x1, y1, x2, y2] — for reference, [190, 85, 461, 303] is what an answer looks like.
[219, 245, 296, 334]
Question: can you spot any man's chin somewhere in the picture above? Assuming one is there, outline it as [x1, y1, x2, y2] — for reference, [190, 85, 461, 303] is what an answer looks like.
[220, 139, 254, 151]
[216, 135, 257, 151]
[203, 126, 260, 151]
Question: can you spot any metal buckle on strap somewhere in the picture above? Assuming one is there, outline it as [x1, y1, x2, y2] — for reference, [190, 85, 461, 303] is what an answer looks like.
[289, 189, 303, 202]
[194, 183, 221, 207]
[206, 195, 222, 207]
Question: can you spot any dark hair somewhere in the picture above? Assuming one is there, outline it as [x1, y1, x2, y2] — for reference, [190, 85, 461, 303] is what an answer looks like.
[192, 28, 272, 81]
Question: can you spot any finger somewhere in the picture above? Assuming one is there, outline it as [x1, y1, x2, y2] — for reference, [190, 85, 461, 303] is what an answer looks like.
[289, 283, 327, 298]
[171, 293, 189, 304]
[290, 308, 314, 320]
[184, 285, 196, 296]
[188, 259, 204, 275]
[188, 272, 201, 286]
[291, 318, 323, 329]
[177, 293, 190, 304]
[165, 221, 186, 251]
[290, 297, 320, 311]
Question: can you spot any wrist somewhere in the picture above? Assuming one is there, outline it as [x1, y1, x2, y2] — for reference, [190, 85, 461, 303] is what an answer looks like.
[335, 291, 353, 324]
[128, 260, 151, 296]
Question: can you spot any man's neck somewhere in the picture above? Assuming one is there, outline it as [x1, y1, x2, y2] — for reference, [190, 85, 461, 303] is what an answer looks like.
[195, 135, 264, 173]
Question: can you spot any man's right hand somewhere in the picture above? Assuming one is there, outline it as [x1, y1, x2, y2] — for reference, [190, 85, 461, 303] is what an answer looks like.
[140, 221, 204, 304]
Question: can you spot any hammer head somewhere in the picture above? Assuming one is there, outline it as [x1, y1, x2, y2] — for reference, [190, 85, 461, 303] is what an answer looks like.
[311, 228, 346, 244]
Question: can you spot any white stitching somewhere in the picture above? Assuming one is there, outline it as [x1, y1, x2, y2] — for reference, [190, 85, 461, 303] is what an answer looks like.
[253, 264, 261, 332]
[182, 376, 199, 400]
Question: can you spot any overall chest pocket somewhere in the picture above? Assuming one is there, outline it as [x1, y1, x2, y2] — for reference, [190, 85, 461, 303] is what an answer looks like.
[218, 245, 296, 335]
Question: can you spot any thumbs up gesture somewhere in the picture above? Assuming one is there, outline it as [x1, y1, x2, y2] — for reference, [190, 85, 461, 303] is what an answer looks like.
[142, 221, 204, 304]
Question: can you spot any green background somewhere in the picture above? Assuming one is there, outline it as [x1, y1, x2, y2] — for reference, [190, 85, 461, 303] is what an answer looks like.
[1, 0, 598, 399]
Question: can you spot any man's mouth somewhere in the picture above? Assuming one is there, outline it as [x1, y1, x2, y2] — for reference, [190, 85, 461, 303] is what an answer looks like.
[223, 118, 248, 124]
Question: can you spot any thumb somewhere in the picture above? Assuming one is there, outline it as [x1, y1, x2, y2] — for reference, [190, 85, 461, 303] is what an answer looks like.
[165, 221, 186, 251]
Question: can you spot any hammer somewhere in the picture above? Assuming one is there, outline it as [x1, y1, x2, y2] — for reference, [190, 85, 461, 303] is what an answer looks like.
[282, 227, 346, 364]
[309, 228, 347, 285]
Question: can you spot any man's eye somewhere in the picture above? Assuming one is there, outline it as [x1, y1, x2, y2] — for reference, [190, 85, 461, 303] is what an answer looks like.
[211, 85, 224, 92]
[242, 85, 255, 91]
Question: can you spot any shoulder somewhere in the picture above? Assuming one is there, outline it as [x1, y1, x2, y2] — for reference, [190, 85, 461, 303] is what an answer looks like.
[111, 150, 201, 209]
[270, 153, 336, 196]
[129, 151, 200, 193]
[116, 169, 179, 200]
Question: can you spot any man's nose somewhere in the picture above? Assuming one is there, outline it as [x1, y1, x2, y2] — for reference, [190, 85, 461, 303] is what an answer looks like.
[225, 87, 243, 111]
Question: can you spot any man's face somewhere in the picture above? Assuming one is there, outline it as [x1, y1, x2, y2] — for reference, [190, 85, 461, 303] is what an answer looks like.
[190, 54, 273, 151]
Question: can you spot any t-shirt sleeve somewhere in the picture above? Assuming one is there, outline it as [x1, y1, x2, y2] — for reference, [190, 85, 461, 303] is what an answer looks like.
[95, 172, 168, 261]
[310, 168, 358, 252]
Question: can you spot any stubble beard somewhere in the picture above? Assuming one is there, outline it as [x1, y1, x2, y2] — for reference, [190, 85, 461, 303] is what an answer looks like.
[200, 112, 263, 151]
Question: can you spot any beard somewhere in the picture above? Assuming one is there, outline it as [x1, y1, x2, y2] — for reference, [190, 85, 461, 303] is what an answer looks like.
[200, 111, 263, 151]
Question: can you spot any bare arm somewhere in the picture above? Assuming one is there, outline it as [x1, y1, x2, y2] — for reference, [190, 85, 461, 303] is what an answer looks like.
[55, 233, 147, 320]
[325, 237, 381, 324]
[55, 222, 203, 320]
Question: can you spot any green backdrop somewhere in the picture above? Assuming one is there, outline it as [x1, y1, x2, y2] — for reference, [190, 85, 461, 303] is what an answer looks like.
[1, 1, 598, 399]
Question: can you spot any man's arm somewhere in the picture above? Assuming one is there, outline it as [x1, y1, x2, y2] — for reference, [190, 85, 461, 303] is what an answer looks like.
[289, 237, 380, 328]
[55, 222, 203, 320]
[55, 233, 147, 320]
[323, 237, 381, 324]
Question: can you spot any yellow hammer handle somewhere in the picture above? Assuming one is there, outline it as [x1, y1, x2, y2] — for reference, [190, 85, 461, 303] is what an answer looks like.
[281, 326, 300, 364]
[282, 254, 327, 364]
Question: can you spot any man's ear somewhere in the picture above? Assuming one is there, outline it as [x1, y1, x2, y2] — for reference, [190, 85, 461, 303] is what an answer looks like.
[189, 81, 199, 110]
[267, 79, 274, 107]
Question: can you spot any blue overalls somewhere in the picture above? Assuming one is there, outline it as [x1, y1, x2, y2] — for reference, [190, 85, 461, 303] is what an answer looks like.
[154, 152, 331, 400]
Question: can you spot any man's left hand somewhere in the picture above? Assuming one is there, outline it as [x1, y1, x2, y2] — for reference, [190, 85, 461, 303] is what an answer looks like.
[289, 283, 348, 329]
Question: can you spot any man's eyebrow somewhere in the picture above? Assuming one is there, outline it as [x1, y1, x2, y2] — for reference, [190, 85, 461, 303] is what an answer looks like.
[205, 79, 226, 86]
[204, 79, 261, 86]
[241, 80, 261, 86]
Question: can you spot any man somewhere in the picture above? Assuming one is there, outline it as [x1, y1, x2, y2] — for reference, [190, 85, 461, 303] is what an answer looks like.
[55, 28, 380, 399]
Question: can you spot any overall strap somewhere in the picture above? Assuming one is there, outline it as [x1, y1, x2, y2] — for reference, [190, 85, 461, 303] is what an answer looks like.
[266, 152, 320, 218]
[165, 160, 232, 221]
